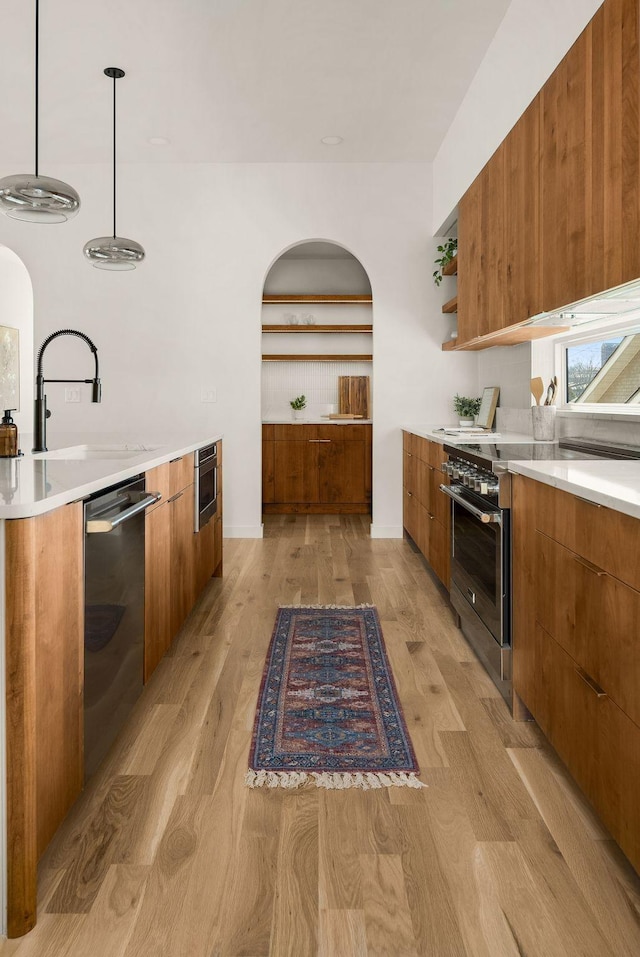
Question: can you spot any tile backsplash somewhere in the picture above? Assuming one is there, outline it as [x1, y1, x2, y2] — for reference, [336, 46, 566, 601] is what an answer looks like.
[261, 360, 372, 419]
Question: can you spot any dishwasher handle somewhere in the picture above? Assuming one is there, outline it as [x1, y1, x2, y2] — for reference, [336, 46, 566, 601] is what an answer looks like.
[86, 491, 161, 533]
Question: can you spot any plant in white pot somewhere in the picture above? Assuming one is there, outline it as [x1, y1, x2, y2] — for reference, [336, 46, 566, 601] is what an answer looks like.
[453, 393, 481, 426]
[290, 395, 307, 421]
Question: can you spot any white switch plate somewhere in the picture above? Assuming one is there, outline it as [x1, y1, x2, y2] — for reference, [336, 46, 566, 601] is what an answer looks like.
[65, 387, 81, 403]
[201, 388, 217, 403]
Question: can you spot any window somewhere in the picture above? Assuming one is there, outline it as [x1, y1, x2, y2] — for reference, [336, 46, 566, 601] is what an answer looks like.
[562, 330, 640, 407]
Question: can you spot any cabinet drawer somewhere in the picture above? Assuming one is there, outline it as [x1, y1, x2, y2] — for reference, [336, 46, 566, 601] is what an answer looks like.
[403, 451, 417, 495]
[317, 424, 370, 442]
[533, 481, 640, 592]
[146, 456, 195, 505]
[536, 622, 640, 873]
[536, 531, 640, 726]
[428, 440, 445, 471]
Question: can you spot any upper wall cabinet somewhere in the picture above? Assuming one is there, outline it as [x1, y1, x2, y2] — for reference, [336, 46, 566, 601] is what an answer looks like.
[452, 0, 640, 350]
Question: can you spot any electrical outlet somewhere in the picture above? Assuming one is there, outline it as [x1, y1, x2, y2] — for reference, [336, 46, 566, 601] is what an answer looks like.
[201, 388, 217, 403]
[65, 387, 81, 403]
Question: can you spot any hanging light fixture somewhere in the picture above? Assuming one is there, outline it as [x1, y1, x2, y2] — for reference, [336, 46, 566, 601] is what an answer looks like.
[83, 68, 145, 270]
[0, 0, 80, 223]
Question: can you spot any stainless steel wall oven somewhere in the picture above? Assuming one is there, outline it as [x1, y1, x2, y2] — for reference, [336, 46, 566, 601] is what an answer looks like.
[194, 442, 218, 531]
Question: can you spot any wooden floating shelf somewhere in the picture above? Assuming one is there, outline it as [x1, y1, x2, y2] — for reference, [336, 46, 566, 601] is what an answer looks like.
[441, 323, 569, 352]
[262, 294, 372, 304]
[262, 324, 373, 334]
[442, 296, 458, 314]
[262, 354, 373, 362]
[442, 255, 458, 277]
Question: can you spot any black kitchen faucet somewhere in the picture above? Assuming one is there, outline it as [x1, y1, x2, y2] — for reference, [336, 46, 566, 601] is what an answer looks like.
[33, 329, 101, 453]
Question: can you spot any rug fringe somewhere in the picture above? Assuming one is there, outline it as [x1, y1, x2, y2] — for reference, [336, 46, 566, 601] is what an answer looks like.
[245, 770, 426, 790]
[278, 604, 376, 610]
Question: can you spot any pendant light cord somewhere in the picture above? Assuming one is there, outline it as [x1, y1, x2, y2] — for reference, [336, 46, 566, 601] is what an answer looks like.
[112, 71, 117, 238]
[35, 0, 39, 176]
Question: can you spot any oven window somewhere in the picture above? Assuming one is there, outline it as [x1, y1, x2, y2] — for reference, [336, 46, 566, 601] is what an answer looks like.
[453, 503, 499, 603]
[199, 467, 215, 512]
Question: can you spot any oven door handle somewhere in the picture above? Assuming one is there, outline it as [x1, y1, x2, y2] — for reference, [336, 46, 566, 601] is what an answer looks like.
[439, 484, 501, 525]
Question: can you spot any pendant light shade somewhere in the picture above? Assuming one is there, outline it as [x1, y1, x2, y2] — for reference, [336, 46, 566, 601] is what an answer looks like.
[83, 67, 145, 270]
[0, 1, 80, 223]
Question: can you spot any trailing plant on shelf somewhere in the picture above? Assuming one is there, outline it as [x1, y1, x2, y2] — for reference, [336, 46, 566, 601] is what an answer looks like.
[289, 395, 307, 411]
[453, 393, 481, 424]
[433, 238, 457, 286]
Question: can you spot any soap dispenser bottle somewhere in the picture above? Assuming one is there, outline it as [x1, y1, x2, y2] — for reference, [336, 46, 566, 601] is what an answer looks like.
[0, 410, 18, 458]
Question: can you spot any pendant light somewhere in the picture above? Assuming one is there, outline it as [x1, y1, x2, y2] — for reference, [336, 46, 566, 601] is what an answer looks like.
[83, 68, 145, 270]
[0, 0, 80, 223]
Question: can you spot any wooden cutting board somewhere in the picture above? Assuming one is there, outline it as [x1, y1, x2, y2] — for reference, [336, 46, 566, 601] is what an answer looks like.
[338, 376, 370, 418]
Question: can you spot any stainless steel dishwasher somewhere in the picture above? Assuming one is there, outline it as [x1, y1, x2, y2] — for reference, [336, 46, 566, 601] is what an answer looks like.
[84, 476, 160, 780]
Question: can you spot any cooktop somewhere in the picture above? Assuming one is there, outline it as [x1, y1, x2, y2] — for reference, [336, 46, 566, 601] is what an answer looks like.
[443, 437, 640, 472]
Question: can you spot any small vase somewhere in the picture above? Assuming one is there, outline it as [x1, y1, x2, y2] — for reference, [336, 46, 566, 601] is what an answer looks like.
[458, 418, 474, 427]
[292, 409, 305, 421]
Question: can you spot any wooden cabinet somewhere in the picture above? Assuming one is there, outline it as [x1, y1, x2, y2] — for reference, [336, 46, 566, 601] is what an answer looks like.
[262, 424, 372, 514]
[512, 475, 640, 873]
[5, 502, 84, 938]
[402, 431, 450, 588]
[452, 0, 640, 350]
[145, 445, 223, 682]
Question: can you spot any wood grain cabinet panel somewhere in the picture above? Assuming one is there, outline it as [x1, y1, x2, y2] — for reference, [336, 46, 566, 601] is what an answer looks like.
[170, 484, 197, 639]
[402, 434, 450, 589]
[457, 170, 482, 345]
[503, 96, 543, 325]
[512, 474, 640, 874]
[264, 425, 371, 513]
[5, 502, 84, 938]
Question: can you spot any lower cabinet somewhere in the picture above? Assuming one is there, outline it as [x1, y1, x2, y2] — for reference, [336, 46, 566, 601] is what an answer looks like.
[145, 446, 223, 683]
[512, 475, 640, 873]
[402, 431, 450, 588]
[4, 502, 84, 938]
[262, 424, 372, 514]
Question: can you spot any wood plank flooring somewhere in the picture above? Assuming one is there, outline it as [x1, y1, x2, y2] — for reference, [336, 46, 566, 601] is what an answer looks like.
[3, 514, 640, 956]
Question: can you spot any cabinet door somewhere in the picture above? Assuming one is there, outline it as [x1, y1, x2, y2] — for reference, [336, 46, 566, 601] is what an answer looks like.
[262, 437, 275, 503]
[457, 144, 506, 341]
[145, 501, 172, 682]
[457, 172, 482, 345]
[273, 440, 319, 503]
[541, 25, 593, 310]
[592, 0, 640, 291]
[428, 514, 449, 589]
[319, 437, 368, 505]
[504, 96, 542, 325]
[170, 484, 197, 637]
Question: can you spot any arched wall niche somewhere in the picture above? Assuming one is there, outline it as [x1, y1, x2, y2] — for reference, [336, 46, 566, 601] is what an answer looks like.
[0, 245, 34, 438]
[260, 239, 373, 425]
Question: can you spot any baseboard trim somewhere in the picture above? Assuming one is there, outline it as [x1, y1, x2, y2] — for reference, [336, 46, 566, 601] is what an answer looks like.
[224, 525, 264, 539]
[369, 525, 404, 539]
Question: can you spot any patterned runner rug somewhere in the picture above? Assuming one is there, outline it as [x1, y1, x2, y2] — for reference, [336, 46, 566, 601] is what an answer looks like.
[246, 605, 425, 791]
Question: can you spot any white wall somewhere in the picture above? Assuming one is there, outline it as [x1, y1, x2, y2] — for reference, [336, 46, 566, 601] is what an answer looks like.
[433, 0, 603, 232]
[0, 246, 33, 439]
[0, 161, 478, 537]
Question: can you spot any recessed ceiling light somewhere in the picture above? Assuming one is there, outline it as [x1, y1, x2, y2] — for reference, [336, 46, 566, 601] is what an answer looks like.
[321, 136, 343, 146]
[148, 136, 170, 146]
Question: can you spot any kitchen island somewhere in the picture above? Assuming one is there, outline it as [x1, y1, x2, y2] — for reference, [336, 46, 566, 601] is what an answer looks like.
[0, 431, 223, 938]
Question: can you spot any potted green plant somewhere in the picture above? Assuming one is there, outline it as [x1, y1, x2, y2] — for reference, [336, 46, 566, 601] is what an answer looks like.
[453, 393, 481, 426]
[290, 395, 307, 421]
[433, 238, 457, 286]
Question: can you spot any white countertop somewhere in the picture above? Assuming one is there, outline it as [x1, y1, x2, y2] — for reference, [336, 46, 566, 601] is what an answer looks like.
[403, 424, 540, 445]
[403, 424, 640, 520]
[263, 417, 373, 425]
[508, 459, 640, 521]
[0, 431, 223, 520]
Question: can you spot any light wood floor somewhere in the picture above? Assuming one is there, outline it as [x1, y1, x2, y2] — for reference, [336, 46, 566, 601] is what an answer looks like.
[3, 514, 640, 956]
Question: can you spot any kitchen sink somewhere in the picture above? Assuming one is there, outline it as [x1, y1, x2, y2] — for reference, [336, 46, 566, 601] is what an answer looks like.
[34, 444, 159, 460]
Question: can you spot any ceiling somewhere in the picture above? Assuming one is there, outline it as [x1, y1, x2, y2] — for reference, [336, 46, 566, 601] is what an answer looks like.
[1, 0, 511, 166]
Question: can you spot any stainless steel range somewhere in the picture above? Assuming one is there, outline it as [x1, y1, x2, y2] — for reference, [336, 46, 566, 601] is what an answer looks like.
[440, 437, 640, 706]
